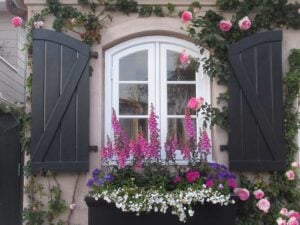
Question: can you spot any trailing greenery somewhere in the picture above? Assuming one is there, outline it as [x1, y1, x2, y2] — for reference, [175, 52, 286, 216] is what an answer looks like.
[11, 0, 300, 224]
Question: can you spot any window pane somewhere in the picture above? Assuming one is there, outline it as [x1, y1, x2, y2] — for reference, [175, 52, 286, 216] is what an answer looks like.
[167, 84, 195, 115]
[119, 50, 148, 81]
[167, 50, 196, 81]
[167, 118, 196, 146]
[120, 118, 148, 140]
[119, 84, 148, 115]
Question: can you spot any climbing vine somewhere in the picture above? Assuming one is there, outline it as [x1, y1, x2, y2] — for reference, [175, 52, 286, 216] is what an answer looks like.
[4, 0, 300, 224]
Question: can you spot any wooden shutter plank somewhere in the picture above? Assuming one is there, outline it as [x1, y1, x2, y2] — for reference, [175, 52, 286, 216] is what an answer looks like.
[228, 77, 243, 160]
[31, 40, 45, 151]
[61, 46, 77, 161]
[240, 48, 258, 160]
[32, 54, 89, 162]
[44, 41, 61, 162]
[77, 65, 89, 163]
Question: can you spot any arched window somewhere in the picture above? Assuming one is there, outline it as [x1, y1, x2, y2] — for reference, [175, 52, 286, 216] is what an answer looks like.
[105, 36, 211, 161]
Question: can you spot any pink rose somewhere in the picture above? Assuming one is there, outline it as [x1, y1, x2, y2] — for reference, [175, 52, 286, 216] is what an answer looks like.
[179, 51, 190, 64]
[181, 11, 192, 23]
[205, 180, 214, 188]
[288, 211, 300, 219]
[280, 208, 289, 216]
[218, 20, 232, 32]
[286, 170, 295, 180]
[226, 178, 237, 189]
[277, 218, 287, 225]
[257, 198, 270, 213]
[238, 16, 251, 31]
[11, 16, 23, 28]
[287, 217, 299, 225]
[234, 188, 250, 201]
[291, 162, 299, 168]
[187, 97, 204, 110]
[173, 175, 182, 184]
[253, 189, 264, 200]
[186, 171, 200, 183]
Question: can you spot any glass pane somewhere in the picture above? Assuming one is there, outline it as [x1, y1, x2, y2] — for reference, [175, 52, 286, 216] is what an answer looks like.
[119, 50, 148, 81]
[167, 50, 196, 81]
[120, 118, 148, 140]
[119, 84, 148, 115]
[167, 118, 196, 146]
[167, 84, 195, 115]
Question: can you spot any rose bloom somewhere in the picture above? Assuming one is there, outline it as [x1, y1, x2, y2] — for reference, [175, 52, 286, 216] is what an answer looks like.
[257, 198, 270, 213]
[291, 162, 299, 168]
[179, 51, 190, 64]
[181, 11, 192, 23]
[286, 170, 295, 180]
[238, 16, 251, 31]
[187, 97, 204, 110]
[288, 211, 300, 219]
[277, 218, 287, 225]
[218, 20, 232, 32]
[234, 188, 250, 201]
[186, 171, 200, 183]
[253, 189, 264, 200]
[287, 217, 299, 225]
[280, 208, 289, 216]
[11, 16, 23, 28]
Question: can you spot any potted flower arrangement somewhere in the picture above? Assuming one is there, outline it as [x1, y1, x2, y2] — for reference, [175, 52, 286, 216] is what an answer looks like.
[85, 99, 241, 225]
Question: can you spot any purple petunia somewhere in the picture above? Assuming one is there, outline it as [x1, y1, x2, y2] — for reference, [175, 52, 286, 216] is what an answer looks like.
[86, 178, 95, 187]
[92, 169, 101, 178]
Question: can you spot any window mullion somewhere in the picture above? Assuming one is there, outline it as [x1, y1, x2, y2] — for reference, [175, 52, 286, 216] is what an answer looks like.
[159, 44, 168, 160]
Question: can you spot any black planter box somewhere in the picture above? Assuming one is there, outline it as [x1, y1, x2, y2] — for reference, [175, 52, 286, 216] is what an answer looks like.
[85, 196, 237, 225]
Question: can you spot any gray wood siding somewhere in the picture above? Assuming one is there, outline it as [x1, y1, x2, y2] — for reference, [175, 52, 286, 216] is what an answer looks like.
[0, 12, 26, 103]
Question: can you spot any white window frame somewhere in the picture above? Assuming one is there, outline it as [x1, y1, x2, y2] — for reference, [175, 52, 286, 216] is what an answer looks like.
[105, 36, 211, 162]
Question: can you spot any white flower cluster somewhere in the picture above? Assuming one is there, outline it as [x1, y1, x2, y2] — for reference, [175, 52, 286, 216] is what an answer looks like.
[90, 186, 234, 222]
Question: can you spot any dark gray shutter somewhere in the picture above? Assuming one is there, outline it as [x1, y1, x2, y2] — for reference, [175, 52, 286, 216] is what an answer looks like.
[31, 29, 90, 172]
[228, 31, 285, 171]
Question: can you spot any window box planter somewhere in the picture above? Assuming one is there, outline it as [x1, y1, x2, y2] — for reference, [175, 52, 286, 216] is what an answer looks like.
[85, 196, 237, 225]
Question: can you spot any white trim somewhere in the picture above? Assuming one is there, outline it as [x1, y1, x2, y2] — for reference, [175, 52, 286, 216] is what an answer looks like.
[105, 36, 211, 162]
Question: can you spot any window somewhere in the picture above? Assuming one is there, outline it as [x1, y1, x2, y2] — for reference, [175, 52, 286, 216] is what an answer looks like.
[105, 36, 211, 161]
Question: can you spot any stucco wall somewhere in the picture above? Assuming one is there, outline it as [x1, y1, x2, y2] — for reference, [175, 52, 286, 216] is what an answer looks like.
[24, 1, 300, 224]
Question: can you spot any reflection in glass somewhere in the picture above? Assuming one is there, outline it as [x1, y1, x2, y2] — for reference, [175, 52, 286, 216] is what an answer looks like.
[167, 84, 195, 115]
[167, 50, 196, 81]
[119, 51, 148, 81]
[119, 84, 148, 115]
[167, 118, 196, 146]
[120, 119, 148, 140]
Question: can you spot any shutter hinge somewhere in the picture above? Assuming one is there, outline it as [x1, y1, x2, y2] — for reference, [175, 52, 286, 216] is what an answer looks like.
[90, 51, 98, 59]
[17, 163, 22, 176]
[89, 65, 94, 77]
[220, 145, 229, 152]
[89, 145, 98, 152]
